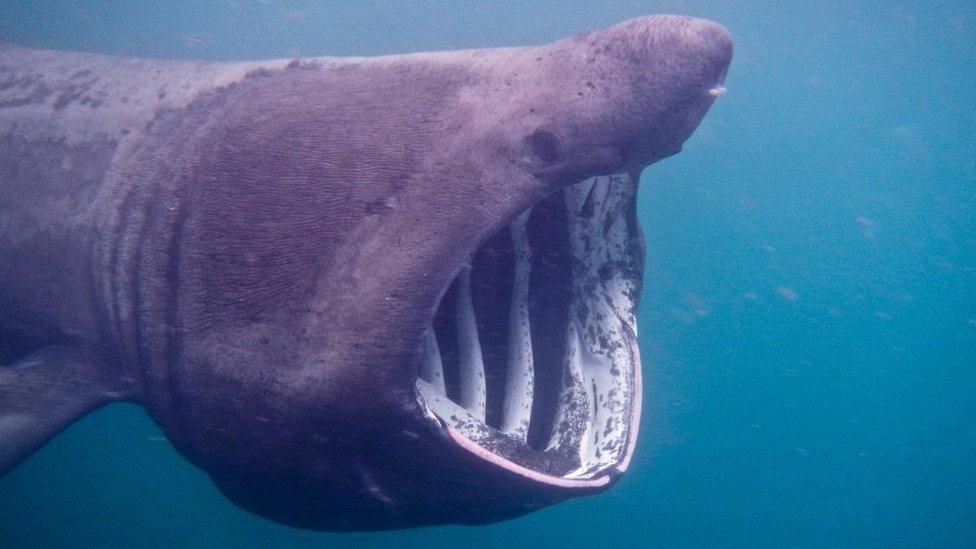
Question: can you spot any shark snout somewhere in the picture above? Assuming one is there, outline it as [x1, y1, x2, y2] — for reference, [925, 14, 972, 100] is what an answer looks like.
[655, 15, 732, 86]
[584, 15, 732, 166]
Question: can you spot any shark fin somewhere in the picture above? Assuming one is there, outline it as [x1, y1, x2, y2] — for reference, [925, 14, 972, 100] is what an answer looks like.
[0, 346, 136, 476]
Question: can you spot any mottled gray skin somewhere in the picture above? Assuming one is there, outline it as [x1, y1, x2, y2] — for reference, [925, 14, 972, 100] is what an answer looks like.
[0, 16, 731, 530]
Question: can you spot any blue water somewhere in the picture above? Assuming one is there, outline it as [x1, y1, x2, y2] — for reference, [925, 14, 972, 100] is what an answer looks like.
[1, 1, 974, 547]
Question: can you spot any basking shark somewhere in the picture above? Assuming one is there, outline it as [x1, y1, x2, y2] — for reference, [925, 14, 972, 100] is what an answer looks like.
[0, 15, 731, 530]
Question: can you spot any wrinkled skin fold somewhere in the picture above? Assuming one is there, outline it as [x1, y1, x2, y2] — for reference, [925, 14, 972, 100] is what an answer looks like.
[0, 15, 731, 530]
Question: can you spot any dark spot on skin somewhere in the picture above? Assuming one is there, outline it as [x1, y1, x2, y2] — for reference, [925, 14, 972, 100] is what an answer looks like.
[246, 67, 275, 78]
[158, 90, 166, 99]
[52, 94, 72, 110]
[45, 70, 100, 110]
[0, 69, 55, 109]
[78, 95, 102, 108]
[527, 129, 560, 162]
[364, 199, 393, 215]
[0, 89, 48, 108]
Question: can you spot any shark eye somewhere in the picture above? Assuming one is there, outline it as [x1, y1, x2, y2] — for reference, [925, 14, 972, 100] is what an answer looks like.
[526, 129, 560, 162]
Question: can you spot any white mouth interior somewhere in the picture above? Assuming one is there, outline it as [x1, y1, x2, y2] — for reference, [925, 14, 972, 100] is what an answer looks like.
[415, 174, 642, 481]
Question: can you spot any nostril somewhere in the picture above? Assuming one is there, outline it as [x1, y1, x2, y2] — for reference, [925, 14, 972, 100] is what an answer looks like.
[527, 129, 561, 163]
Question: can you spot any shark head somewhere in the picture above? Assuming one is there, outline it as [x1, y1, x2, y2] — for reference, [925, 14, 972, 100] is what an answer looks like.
[152, 14, 731, 530]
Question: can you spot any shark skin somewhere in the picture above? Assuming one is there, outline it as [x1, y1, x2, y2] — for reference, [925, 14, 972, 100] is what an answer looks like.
[0, 15, 731, 530]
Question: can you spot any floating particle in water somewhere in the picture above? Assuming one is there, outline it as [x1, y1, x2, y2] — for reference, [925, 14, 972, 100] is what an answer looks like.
[683, 292, 711, 318]
[668, 306, 697, 325]
[775, 286, 799, 301]
[856, 215, 876, 239]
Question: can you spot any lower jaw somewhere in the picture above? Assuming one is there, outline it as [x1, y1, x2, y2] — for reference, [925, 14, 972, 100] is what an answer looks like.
[413, 173, 644, 485]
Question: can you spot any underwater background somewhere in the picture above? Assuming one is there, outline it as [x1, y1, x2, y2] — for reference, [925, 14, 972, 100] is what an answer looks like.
[0, 1, 973, 547]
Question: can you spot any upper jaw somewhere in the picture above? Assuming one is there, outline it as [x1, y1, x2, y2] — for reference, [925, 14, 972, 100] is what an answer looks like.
[411, 169, 644, 488]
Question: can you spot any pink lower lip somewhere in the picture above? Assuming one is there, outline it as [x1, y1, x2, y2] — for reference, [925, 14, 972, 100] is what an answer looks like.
[445, 426, 611, 489]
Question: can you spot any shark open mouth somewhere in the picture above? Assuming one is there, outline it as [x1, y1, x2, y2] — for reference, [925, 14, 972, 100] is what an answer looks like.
[414, 173, 643, 484]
